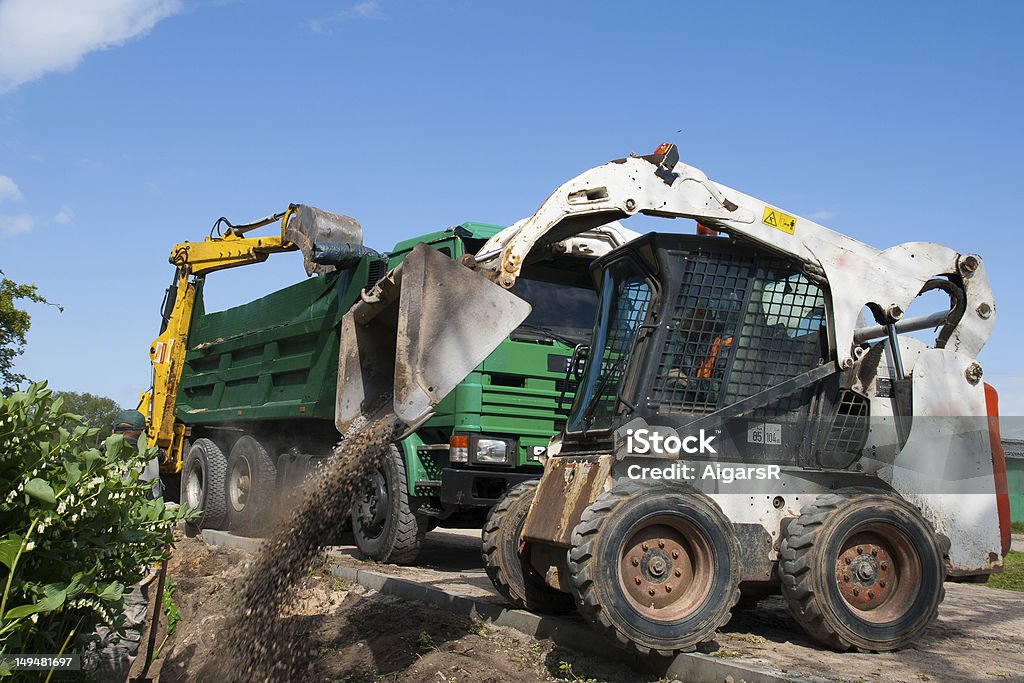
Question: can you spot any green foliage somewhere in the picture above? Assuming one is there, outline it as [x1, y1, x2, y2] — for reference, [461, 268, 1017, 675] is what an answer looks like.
[153, 577, 180, 660]
[0, 382, 189, 658]
[549, 661, 599, 683]
[987, 551, 1024, 592]
[0, 271, 60, 395]
[53, 391, 123, 447]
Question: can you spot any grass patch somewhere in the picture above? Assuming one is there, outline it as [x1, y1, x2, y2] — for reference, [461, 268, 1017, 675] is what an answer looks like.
[1010, 520, 1024, 535]
[988, 551, 1024, 591]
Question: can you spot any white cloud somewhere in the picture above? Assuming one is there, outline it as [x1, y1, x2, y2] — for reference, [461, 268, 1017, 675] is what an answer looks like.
[307, 1, 383, 33]
[0, 214, 34, 236]
[0, 175, 23, 204]
[53, 206, 74, 224]
[0, 0, 183, 93]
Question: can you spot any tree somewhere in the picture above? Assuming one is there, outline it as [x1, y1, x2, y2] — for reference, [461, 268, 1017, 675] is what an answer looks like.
[54, 391, 124, 446]
[0, 270, 59, 395]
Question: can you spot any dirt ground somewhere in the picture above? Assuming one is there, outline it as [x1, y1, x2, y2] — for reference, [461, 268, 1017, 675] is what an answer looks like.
[130, 526, 1024, 683]
[330, 528, 1024, 683]
[139, 532, 673, 683]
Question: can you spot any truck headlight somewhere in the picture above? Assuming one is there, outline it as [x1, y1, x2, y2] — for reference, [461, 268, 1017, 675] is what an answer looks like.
[470, 435, 514, 465]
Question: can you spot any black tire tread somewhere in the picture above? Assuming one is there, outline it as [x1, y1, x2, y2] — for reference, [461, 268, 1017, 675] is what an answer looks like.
[481, 480, 576, 614]
[778, 491, 946, 652]
[226, 436, 277, 533]
[566, 480, 740, 656]
[353, 445, 428, 565]
[181, 438, 228, 530]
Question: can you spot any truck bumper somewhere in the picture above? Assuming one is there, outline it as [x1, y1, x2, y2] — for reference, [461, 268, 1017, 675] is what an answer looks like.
[439, 468, 538, 508]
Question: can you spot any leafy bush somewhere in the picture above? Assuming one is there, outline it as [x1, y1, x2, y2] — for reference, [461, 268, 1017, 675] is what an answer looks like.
[0, 382, 188, 665]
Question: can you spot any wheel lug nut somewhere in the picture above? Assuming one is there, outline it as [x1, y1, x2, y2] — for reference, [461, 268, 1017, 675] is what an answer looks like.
[845, 557, 852, 565]
[856, 546, 863, 554]
[665, 585, 672, 593]
[853, 589, 859, 596]
[880, 562, 888, 571]
[871, 548, 878, 557]
[635, 577, 642, 585]
[879, 580, 886, 588]
[674, 569, 682, 577]
[642, 543, 649, 551]
[843, 574, 850, 582]
[658, 540, 665, 549]
[631, 558, 639, 567]
[868, 590, 875, 599]
[649, 588, 656, 597]
[671, 550, 679, 559]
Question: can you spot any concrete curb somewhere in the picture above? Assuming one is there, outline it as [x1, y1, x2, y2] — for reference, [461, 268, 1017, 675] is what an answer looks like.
[198, 529, 824, 683]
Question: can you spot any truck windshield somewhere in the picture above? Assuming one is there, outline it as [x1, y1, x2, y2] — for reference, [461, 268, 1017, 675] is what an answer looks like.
[567, 259, 651, 432]
[512, 277, 597, 346]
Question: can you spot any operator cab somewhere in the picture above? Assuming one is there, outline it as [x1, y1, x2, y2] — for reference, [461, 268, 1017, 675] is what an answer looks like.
[563, 232, 853, 467]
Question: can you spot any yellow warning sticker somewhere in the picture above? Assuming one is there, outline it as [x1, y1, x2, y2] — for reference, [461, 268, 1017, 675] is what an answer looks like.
[762, 207, 796, 234]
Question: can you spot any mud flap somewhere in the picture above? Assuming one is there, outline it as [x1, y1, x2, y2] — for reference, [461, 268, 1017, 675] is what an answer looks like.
[336, 243, 532, 434]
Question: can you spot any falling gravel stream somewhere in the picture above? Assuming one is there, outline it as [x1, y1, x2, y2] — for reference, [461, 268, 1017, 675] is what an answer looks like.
[221, 410, 405, 682]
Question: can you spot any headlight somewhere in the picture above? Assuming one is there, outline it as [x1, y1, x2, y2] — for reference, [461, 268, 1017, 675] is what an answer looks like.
[470, 435, 515, 465]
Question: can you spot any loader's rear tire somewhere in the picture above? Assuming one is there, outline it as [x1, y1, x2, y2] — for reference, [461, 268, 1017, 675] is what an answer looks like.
[180, 438, 228, 531]
[351, 444, 428, 565]
[567, 481, 741, 655]
[226, 436, 278, 534]
[778, 492, 945, 652]
[481, 480, 576, 615]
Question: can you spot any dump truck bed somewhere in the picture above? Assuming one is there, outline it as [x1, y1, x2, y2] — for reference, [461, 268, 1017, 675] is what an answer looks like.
[175, 259, 374, 425]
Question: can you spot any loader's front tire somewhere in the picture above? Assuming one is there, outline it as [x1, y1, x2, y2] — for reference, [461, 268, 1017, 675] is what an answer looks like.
[778, 492, 946, 652]
[481, 480, 576, 615]
[351, 444, 428, 565]
[180, 438, 228, 531]
[226, 435, 278, 534]
[567, 481, 740, 656]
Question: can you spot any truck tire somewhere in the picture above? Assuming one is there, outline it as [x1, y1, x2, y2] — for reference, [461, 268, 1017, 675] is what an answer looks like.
[180, 439, 228, 530]
[778, 491, 946, 651]
[567, 481, 740, 655]
[482, 480, 576, 615]
[351, 444, 428, 565]
[226, 435, 277, 534]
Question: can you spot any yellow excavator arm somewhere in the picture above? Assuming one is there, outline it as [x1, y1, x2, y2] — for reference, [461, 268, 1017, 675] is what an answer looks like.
[138, 204, 363, 472]
[138, 208, 298, 472]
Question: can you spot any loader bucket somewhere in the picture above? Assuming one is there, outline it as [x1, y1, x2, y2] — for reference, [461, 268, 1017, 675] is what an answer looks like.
[336, 242, 531, 433]
[285, 204, 364, 276]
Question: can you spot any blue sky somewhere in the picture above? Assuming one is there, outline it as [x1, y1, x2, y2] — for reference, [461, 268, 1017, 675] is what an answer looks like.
[1, 0, 1023, 419]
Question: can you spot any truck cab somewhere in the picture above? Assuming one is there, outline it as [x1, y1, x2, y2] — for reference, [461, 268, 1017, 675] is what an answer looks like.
[351, 223, 599, 562]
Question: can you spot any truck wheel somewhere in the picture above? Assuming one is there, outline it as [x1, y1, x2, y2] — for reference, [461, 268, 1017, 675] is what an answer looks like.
[778, 492, 946, 651]
[481, 480, 576, 615]
[351, 444, 428, 565]
[226, 436, 277, 534]
[567, 481, 740, 655]
[180, 438, 228, 530]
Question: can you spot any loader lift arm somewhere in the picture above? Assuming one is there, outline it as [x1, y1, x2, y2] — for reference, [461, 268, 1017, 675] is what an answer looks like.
[139, 204, 362, 472]
[475, 143, 995, 369]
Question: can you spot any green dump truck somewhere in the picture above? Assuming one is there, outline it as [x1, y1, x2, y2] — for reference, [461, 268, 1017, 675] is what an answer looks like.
[172, 221, 632, 563]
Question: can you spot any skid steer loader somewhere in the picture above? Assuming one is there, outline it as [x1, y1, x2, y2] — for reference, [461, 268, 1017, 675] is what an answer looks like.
[340, 144, 1013, 658]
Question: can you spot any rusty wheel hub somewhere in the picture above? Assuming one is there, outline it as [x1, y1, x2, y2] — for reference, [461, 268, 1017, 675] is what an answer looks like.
[619, 517, 712, 621]
[834, 527, 919, 623]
